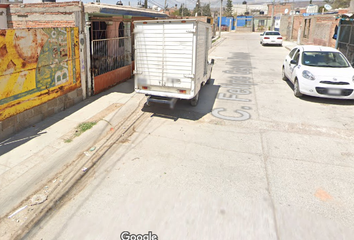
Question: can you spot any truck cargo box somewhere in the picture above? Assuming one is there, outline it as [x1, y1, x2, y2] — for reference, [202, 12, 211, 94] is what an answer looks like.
[134, 19, 214, 107]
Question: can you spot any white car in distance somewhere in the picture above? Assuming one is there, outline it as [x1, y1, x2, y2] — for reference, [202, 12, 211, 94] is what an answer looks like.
[282, 45, 354, 99]
[260, 31, 283, 46]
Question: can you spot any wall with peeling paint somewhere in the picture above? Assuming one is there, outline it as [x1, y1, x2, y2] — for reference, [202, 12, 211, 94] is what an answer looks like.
[0, 27, 81, 122]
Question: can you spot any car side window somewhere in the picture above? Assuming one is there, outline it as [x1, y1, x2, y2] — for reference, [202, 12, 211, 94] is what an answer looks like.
[289, 48, 297, 58]
[293, 50, 300, 62]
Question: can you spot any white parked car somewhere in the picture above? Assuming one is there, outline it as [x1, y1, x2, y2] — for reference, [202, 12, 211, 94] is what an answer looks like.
[282, 45, 354, 99]
[260, 31, 283, 46]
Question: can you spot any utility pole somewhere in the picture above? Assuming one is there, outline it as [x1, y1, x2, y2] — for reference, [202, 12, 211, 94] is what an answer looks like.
[219, 0, 223, 38]
[164, 0, 167, 11]
[182, 3, 184, 18]
[271, 0, 274, 31]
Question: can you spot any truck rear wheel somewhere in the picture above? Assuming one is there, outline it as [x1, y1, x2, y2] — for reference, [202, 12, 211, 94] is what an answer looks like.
[190, 92, 199, 106]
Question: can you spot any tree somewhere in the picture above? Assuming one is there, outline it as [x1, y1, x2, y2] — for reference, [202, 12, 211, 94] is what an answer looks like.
[178, 4, 191, 16]
[224, 0, 233, 17]
[332, 0, 350, 8]
[193, 0, 201, 16]
[201, 4, 211, 17]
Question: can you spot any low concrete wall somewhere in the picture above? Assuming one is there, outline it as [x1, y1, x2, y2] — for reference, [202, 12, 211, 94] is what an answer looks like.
[0, 88, 83, 142]
[93, 64, 132, 95]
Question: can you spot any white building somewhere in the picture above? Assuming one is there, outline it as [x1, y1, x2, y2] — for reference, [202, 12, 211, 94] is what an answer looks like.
[233, 3, 268, 16]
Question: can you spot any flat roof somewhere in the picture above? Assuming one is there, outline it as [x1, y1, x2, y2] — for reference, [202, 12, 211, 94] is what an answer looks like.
[84, 3, 168, 18]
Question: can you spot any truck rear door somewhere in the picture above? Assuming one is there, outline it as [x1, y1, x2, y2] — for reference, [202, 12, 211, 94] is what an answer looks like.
[135, 20, 195, 92]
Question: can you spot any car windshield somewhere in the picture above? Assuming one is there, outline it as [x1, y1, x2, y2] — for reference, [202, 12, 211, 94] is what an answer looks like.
[301, 51, 350, 68]
[265, 32, 280, 35]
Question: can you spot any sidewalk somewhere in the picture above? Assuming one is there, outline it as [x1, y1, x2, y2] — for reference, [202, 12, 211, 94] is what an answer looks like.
[0, 79, 146, 231]
[282, 40, 298, 51]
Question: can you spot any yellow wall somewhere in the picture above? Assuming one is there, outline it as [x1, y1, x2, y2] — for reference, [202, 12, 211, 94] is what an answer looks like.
[0, 27, 81, 121]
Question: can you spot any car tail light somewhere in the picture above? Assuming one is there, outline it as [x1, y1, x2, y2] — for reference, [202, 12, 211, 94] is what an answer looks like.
[264, 37, 270, 39]
[277, 37, 282, 39]
[179, 90, 186, 94]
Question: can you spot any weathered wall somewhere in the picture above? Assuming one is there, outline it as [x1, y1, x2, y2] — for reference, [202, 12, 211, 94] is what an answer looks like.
[279, 15, 289, 37]
[0, 5, 8, 29]
[7, 1, 81, 28]
[0, 27, 81, 124]
[312, 15, 337, 47]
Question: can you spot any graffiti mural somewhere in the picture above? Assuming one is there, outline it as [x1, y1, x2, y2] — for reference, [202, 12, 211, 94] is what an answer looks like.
[0, 27, 81, 121]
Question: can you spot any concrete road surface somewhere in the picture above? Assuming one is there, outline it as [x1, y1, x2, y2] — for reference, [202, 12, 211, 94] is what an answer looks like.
[21, 32, 354, 240]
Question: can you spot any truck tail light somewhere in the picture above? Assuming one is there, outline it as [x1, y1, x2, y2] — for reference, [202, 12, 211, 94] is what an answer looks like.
[179, 90, 186, 94]
[264, 37, 270, 39]
[142, 86, 148, 89]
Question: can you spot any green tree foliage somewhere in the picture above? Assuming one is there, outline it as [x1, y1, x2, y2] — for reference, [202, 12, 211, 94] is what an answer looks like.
[193, 1, 201, 16]
[201, 4, 212, 17]
[332, 0, 350, 8]
[179, 4, 191, 16]
[225, 0, 233, 17]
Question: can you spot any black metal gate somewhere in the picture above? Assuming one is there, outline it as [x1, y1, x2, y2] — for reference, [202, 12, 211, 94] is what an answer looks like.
[337, 20, 354, 65]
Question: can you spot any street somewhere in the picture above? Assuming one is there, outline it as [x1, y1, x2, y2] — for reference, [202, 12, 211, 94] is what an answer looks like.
[23, 32, 354, 239]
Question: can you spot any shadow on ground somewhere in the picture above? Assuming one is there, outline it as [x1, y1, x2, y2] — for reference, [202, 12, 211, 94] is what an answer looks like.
[141, 79, 220, 121]
[0, 79, 135, 156]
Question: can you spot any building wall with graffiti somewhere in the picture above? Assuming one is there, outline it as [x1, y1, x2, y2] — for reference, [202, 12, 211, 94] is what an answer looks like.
[0, 27, 81, 122]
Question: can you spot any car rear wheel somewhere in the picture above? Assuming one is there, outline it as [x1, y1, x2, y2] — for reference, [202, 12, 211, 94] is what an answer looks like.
[282, 67, 288, 81]
[294, 79, 303, 97]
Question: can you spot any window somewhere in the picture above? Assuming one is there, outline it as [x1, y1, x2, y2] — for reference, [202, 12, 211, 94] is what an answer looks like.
[265, 32, 280, 36]
[293, 50, 300, 62]
[119, 22, 124, 47]
[289, 48, 298, 58]
[301, 51, 350, 67]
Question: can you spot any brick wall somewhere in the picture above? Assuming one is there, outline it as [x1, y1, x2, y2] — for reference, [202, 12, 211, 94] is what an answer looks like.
[280, 14, 337, 47]
[7, 1, 81, 28]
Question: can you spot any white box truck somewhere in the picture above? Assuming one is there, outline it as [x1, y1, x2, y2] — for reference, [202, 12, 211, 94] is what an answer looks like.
[134, 19, 214, 108]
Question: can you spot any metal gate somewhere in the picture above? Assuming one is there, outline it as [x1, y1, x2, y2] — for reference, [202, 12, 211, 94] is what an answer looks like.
[337, 20, 354, 65]
[91, 36, 130, 77]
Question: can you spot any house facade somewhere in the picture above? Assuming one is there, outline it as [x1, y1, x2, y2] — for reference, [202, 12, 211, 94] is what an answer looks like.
[0, 1, 167, 141]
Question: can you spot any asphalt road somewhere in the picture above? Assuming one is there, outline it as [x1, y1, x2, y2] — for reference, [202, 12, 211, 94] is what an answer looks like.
[25, 32, 354, 240]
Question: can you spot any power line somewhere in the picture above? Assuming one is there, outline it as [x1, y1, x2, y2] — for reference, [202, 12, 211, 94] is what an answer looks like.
[148, 0, 164, 8]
